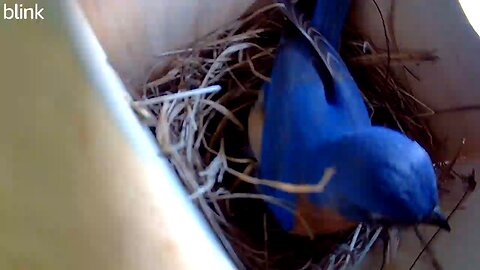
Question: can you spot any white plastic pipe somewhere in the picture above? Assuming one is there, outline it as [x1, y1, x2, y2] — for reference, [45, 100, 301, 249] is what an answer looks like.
[0, 1, 234, 269]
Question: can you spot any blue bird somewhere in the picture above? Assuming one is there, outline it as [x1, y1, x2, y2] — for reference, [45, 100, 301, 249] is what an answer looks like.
[248, 0, 450, 235]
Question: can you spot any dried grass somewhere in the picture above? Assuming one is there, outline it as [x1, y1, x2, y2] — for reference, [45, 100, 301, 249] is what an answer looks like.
[341, 30, 438, 155]
[131, 3, 440, 270]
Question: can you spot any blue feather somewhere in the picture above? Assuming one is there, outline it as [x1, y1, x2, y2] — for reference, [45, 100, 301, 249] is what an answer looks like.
[255, 0, 447, 234]
[310, 0, 351, 49]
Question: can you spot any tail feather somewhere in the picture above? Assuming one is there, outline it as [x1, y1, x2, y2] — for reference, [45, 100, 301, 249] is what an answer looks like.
[310, 0, 351, 48]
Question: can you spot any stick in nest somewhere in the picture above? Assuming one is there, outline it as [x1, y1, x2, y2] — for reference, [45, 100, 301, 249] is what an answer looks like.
[225, 166, 336, 194]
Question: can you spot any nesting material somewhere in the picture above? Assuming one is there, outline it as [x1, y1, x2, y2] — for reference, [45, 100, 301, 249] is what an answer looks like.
[132, 3, 439, 270]
[341, 29, 438, 156]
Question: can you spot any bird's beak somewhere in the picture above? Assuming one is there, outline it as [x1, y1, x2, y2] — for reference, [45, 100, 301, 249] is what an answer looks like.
[422, 207, 451, 232]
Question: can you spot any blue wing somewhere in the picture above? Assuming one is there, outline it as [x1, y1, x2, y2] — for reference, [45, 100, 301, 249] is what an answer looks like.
[259, 0, 370, 230]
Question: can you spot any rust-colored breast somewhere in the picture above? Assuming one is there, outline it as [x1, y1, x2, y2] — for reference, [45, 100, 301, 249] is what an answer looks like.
[291, 195, 357, 235]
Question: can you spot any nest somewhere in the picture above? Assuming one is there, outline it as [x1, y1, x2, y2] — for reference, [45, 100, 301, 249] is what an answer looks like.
[131, 3, 441, 270]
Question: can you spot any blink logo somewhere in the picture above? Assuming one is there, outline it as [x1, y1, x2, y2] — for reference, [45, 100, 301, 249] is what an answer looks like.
[3, 3, 45, 20]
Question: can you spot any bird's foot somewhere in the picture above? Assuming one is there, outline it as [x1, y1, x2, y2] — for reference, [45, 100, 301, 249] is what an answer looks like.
[380, 227, 400, 269]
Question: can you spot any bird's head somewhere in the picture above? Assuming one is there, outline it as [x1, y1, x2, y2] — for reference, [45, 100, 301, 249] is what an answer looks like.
[319, 126, 450, 231]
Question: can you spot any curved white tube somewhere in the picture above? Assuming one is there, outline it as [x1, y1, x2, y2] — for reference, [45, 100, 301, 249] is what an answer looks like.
[61, 1, 235, 269]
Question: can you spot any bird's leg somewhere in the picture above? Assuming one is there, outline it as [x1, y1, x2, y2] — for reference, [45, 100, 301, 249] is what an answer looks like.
[379, 227, 389, 270]
[387, 227, 400, 264]
[380, 226, 400, 270]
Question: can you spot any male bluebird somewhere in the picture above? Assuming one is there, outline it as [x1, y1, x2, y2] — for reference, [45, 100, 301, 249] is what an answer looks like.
[248, 0, 450, 235]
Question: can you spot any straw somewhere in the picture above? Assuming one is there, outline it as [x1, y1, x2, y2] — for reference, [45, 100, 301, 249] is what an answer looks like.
[131, 2, 443, 269]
